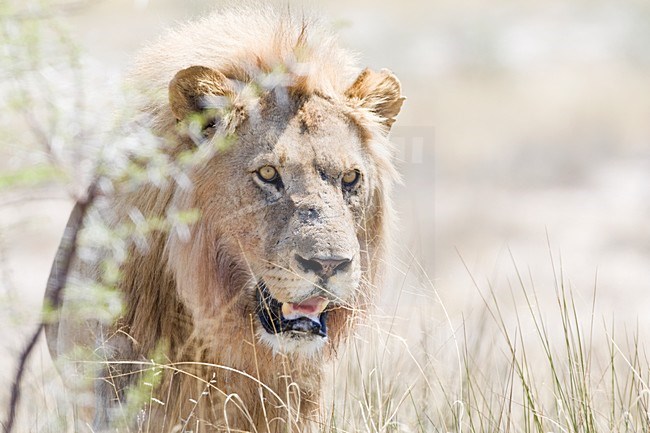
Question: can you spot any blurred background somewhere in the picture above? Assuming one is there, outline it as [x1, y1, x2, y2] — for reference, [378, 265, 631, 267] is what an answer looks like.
[1, 0, 649, 417]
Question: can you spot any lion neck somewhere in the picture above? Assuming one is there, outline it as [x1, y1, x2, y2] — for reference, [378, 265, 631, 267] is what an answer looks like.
[141, 308, 325, 432]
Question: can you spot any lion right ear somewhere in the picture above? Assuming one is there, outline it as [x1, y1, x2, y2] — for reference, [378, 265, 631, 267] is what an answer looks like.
[168, 65, 233, 122]
[345, 68, 405, 131]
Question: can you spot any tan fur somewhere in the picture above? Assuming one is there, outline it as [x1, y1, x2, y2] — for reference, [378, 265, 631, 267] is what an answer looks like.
[46, 6, 403, 432]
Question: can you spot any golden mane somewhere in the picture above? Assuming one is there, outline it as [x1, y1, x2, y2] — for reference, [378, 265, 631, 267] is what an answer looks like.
[130, 7, 360, 126]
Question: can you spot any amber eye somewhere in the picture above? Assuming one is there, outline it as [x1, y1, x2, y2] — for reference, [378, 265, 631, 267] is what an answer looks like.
[257, 165, 279, 183]
[342, 169, 360, 188]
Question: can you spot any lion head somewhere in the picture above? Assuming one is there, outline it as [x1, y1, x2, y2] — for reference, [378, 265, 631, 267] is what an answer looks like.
[163, 62, 403, 356]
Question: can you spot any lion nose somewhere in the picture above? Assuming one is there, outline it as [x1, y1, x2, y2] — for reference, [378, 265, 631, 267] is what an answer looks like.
[295, 254, 351, 279]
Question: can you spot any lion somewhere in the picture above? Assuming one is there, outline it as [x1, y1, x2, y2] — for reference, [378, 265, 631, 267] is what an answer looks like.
[45, 6, 403, 432]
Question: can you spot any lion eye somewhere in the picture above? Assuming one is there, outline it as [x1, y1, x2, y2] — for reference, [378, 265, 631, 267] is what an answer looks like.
[257, 165, 279, 183]
[342, 169, 360, 188]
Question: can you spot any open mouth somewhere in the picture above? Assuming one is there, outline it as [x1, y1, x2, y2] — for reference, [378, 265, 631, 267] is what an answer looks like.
[256, 281, 329, 338]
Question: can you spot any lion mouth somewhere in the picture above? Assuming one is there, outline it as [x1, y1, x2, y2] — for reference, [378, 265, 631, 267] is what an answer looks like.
[256, 281, 329, 338]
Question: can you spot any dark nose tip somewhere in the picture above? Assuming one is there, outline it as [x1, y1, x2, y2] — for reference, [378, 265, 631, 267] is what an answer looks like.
[295, 254, 351, 279]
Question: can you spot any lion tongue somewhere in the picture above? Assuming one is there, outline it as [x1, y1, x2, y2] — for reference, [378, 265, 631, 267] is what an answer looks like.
[281, 297, 329, 321]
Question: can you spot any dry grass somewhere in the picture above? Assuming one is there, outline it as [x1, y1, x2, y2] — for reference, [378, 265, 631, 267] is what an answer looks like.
[6, 248, 650, 433]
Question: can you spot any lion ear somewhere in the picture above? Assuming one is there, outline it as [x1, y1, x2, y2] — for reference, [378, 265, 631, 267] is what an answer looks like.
[345, 68, 405, 131]
[169, 65, 232, 122]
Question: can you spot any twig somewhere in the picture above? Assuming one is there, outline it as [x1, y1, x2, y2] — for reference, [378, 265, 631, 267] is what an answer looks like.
[2, 182, 98, 433]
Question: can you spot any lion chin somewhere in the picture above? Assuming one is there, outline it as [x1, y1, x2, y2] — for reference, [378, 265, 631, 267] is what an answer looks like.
[257, 328, 329, 357]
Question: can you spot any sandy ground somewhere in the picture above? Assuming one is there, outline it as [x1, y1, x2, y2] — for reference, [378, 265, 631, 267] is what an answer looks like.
[1, 0, 650, 425]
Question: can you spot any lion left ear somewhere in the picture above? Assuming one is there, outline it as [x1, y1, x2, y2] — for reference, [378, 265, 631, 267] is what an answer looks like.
[345, 68, 405, 131]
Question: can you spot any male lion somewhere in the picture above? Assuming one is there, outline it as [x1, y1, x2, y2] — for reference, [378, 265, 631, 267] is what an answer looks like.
[45, 6, 403, 432]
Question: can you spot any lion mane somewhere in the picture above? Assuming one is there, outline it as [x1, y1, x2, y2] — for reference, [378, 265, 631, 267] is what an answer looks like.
[45, 6, 403, 432]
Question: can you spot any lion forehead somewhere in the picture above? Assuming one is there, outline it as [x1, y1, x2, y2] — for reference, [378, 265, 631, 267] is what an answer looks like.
[239, 96, 366, 171]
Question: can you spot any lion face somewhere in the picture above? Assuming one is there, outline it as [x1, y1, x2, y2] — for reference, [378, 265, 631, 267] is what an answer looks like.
[166, 66, 403, 355]
[229, 96, 370, 353]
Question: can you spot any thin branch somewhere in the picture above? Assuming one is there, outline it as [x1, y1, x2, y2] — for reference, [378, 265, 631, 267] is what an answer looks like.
[2, 182, 97, 433]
